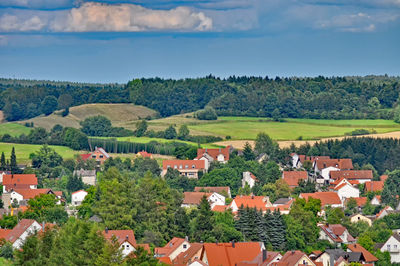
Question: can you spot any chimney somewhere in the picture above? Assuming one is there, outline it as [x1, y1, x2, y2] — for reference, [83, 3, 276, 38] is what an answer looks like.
[262, 249, 267, 262]
[291, 250, 295, 254]
[42, 221, 45, 232]
[185, 235, 189, 242]
[219, 148, 221, 153]
[205, 148, 208, 153]
[126, 235, 129, 241]
[232, 240, 235, 248]
[105, 227, 108, 234]
[216, 240, 218, 245]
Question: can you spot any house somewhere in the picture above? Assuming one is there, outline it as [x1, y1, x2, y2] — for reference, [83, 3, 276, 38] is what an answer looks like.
[330, 170, 373, 184]
[345, 197, 368, 209]
[371, 195, 382, 206]
[313, 159, 353, 181]
[347, 243, 378, 264]
[273, 198, 293, 206]
[162, 160, 206, 179]
[272, 250, 315, 266]
[350, 214, 373, 226]
[6, 219, 42, 249]
[182, 192, 225, 209]
[380, 231, 400, 263]
[73, 169, 97, 186]
[364, 181, 384, 192]
[318, 224, 355, 246]
[80, 147, 110, 165]
[71, 190, 88, 206]
[290, 153, 330, 169]
[237, 250, 282, 265]
[211, 205, 228, 212]
[173, 243, 203, 265]
[228, 195, 272, 213]
[155, 237, 191, 261]
[194, 186, 231, 198]
[8, 188, 63, 207]
[376, 206, 395, 219]
[0, 228, 11, 241]
[2, 174, 38, 193]
[200, 242, 265, 266]
[380, 175, 389, 182]
[300, 192, 343, 208]
[242, 172, 257, 189]
[137, 151, 153, 158]
[255, 153, 268, 163]
[315, 249, 349, 266]
[330, 177, 359, 188]
[195, 146, 231, 165]
[102, 229, 150, 257]
[0, 171, 10, 183]
[332, 182, 359, 201]
[282, 171, 308, 188]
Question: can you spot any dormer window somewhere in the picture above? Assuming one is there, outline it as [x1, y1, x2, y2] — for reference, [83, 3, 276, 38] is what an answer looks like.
[179, 165, 182, 169]
[185, 165, 189, 169]
[192, 165, 195, 168]
[183, 244, 187, 249]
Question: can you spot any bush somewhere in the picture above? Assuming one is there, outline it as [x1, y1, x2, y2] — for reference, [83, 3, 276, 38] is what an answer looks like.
[62, 107, 69, 117]
[195, 106, 218, 120]
[345, 129, 374, 136]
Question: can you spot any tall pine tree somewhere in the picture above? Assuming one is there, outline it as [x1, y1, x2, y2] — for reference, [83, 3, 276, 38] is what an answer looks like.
[193, 196, 215, 242]
[10, 147, 18, 174]
[0, 152, 5, 171]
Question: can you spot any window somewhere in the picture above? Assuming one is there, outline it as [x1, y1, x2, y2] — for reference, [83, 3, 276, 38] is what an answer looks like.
[395, 245, 398, 249]
[179, 165, 183, 169]
[92, 155, 96, 158]
[122, 245, 124, 248]
[303, 260, 307, 265]
[174, 165, 177, 169]
[387, 244, 391, 251]
[185, 165, 189, 169]
[167, 165, 170, 168]
[100, 155, 103, 158]
[126, 245, 129, 250]
[183, 244, 187, 249]
[192, 165, 195, 168]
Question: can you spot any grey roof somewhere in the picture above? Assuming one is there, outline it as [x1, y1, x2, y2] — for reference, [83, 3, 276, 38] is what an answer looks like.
[374, 243, 384, 250]
[89, 215, 102, 223]
[392, 232, 400, 242]
[73, 169, 96, 176]
[347, 252, 362, 262]
[324, 249, 347, 260]
[273, 198, 291, 205]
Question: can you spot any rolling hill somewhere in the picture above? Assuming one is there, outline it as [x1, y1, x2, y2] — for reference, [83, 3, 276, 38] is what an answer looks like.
[19, 103, 157, 131]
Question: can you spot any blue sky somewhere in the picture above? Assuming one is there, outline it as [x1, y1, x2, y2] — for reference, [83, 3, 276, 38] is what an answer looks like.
[0, 0, 399, 83]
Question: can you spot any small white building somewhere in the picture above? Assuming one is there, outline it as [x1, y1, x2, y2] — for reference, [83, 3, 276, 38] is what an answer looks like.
[334, 183, 360, 202]
[381, 231, 400, 263]
[181, 192, 225, 209]
[6, 219, 42, 249]
[71, 190, 88, 206]
[242, 172, 257, 188]
[321, 166, 340, 181]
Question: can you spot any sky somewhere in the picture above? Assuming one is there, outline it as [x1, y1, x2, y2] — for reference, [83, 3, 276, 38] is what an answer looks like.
[0, 0, 399, 83]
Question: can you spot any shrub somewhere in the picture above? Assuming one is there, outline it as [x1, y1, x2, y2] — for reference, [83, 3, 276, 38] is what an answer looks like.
[194, 106, 218, 120]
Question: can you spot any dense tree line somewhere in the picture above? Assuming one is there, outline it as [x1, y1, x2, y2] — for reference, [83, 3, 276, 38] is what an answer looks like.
[2, 76, 400, 121]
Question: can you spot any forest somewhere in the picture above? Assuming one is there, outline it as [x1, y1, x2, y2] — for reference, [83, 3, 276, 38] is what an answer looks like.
[1, 75, 400, 121]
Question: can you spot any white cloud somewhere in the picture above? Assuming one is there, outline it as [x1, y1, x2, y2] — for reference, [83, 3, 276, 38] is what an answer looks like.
[0, 2, 212, 32]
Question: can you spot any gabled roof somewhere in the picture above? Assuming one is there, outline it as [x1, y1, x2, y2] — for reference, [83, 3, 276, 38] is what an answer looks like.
[6, 219, 39, 243]
[330, 177, 359, 186]
[103, 229, 137, 246]
[273, 198, 292, 205]
[80, 154, 91, 160]
[380, 175, 388, 182]
[300, 192, 341, 207]
[275, 250, 313, 266]
[137, 151, 152, 157]
[94, 147, 110, 158]
[282, 171, 308, 187]
[330, 170, 372, 180]
[346, 197, 367, 207]
[194, 186, 230, 194]
[319, 224, 355, 243]
[173, 243, 203, 265]
[3, 174, 38, 186]
[0, 229, 11, 240]
[347, 244, 378, 262]
[296, 155, 330, 164]
[202, 242, 263, 266]
[162, 160, 206, 170]
[364, 181, 384, 192]
[315, 159, 353, 170]
[196, 147, 230, 161]
[183, 192, 213, 205]
[13, 188, 53, 200]
[231, 196, 270, 211]
[155, 237, 186, 257]
[72, 190, 87, 195]
[376, 206, 394, 218]
[212, 205, 228, 212]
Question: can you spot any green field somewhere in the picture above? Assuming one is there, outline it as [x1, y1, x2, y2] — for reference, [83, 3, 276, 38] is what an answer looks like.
[188, 117, 400, 140]
[0, 123, 32, 137]
[0, 143, 81, 164]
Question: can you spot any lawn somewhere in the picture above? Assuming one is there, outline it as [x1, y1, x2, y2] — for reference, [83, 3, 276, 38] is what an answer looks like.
[0, 143, 81, 164]
[0, 123, 32, 137]
[188, 117, 400, 141]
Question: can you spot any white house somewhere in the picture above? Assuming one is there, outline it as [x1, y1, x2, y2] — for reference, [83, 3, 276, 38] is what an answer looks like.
[321, 166, 340, 181]
[182, 192, 225, 209]
[376, 206, 394, 219]
[103, 229, 150, 258]
[381, 232, 400, 263]
[6, 219, 42, 249]
[195, 147, 230, 164]
[371, 195, 382, 206]
[334, 183, 360, 202]
[319, 224, 355, 247]
[242, 172, 257, 188]
[155, 237, 191, 261]
[71, 190, 88, 206]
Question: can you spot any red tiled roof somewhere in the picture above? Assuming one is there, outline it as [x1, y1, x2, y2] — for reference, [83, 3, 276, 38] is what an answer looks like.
[300, 192, 341, 207]
[330, 178, 359, 186]
[80, 154, 91, 160]
[315, 159, 353, 170]
[158, 256, 172, 265]
[14, 188, 53, 200]
[297, 155, 330, 164]
[319, 224, 354, 243]
[183, 192, 213, 205]
[72, 190, 87, 195]
[380, 175, 388, 182]
[364, 181, 384, 192]
[202, 242, 263, 266]
[138, 151, 152, 158]
[194, 186, 230, 194]
[376, 206, 393, 218]
[103, 230, 137, 246]
[0, 229, 11, 240]
[212, 205, 228, 212]
[196, 147, 230, 161]
[231, 196, 270, 211]
[330, 170, 372, 180]
[346, 197, 368, 207]
[162, 160, 205, 170]
[275, 250, 309, 266]
[282, 171, 308, 187]
[155, 237, 186, 257]
[347, 243, 378, 262]
[173, 243, 203, 265]
[6, 219, 38, 243]
[3, 174, 37, 186]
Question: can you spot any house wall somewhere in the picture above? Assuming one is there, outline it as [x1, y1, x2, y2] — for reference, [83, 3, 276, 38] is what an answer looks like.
[316, 253, 330, 266]
[321, 167, 339, 180]
[371, 197, 381, 206]
[295, 255, 315, 266]
[337, 185, 359, 201]
[72, 191, 88, 206]
[217, 154, 226, 163]
[318, 230, 337, 246]
[169, 241, 190, 261]
[120, 240, 135, 257]
[10, 192, 23, 204]
[350, 214, 372, 226]
[291, 154, 299, 168]
[208, 193, 225, 209]
[242, 172, 256, 188]
[82, 175, 96, 186]
[90, 150, 108, 164]
[381, 235, 400, 263]
[13, 221, 42, 249]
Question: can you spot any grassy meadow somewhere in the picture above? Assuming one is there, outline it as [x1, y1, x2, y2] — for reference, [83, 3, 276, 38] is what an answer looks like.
[0, 123, 32, 137]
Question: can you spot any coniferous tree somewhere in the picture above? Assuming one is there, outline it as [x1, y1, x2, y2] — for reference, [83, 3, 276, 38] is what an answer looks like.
[193, 196, 215, 242]
[243, 142, 255, 161]
[10, 147, 18, 174]
[0, 152, 5, 171]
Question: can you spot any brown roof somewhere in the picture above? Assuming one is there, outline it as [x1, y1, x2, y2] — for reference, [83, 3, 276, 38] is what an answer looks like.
[275, 250, 309, 266]
[6, 219, 38, 243]
[194, 186, 230, 194]
[155, 237, 186, 257]
[297, 155, 330, 164]
[0, 229, 11, 240]
[347, 244, 378, 262]
[183, 192, 213, 205]
[319, 224, 355, 243]
[162, 160, 205, 170]
[103, 229, 137, 246]
[300, 192, 341, 207]
[173, 243, 203, 265]
[364, 181, 384, 192]
[282, 171, 308, 187]
[346, 197, 368, 207]
[330, 170, 372, 180]
[3, 174, 37, 191]
[202, 242, 263, 266]
[196, 147, 230, 161]
[315, 159, 353, 170]
[14, 188, 52, 199]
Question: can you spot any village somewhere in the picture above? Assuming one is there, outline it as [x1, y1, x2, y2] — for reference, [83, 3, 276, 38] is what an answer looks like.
[0, 143, 398, 266]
